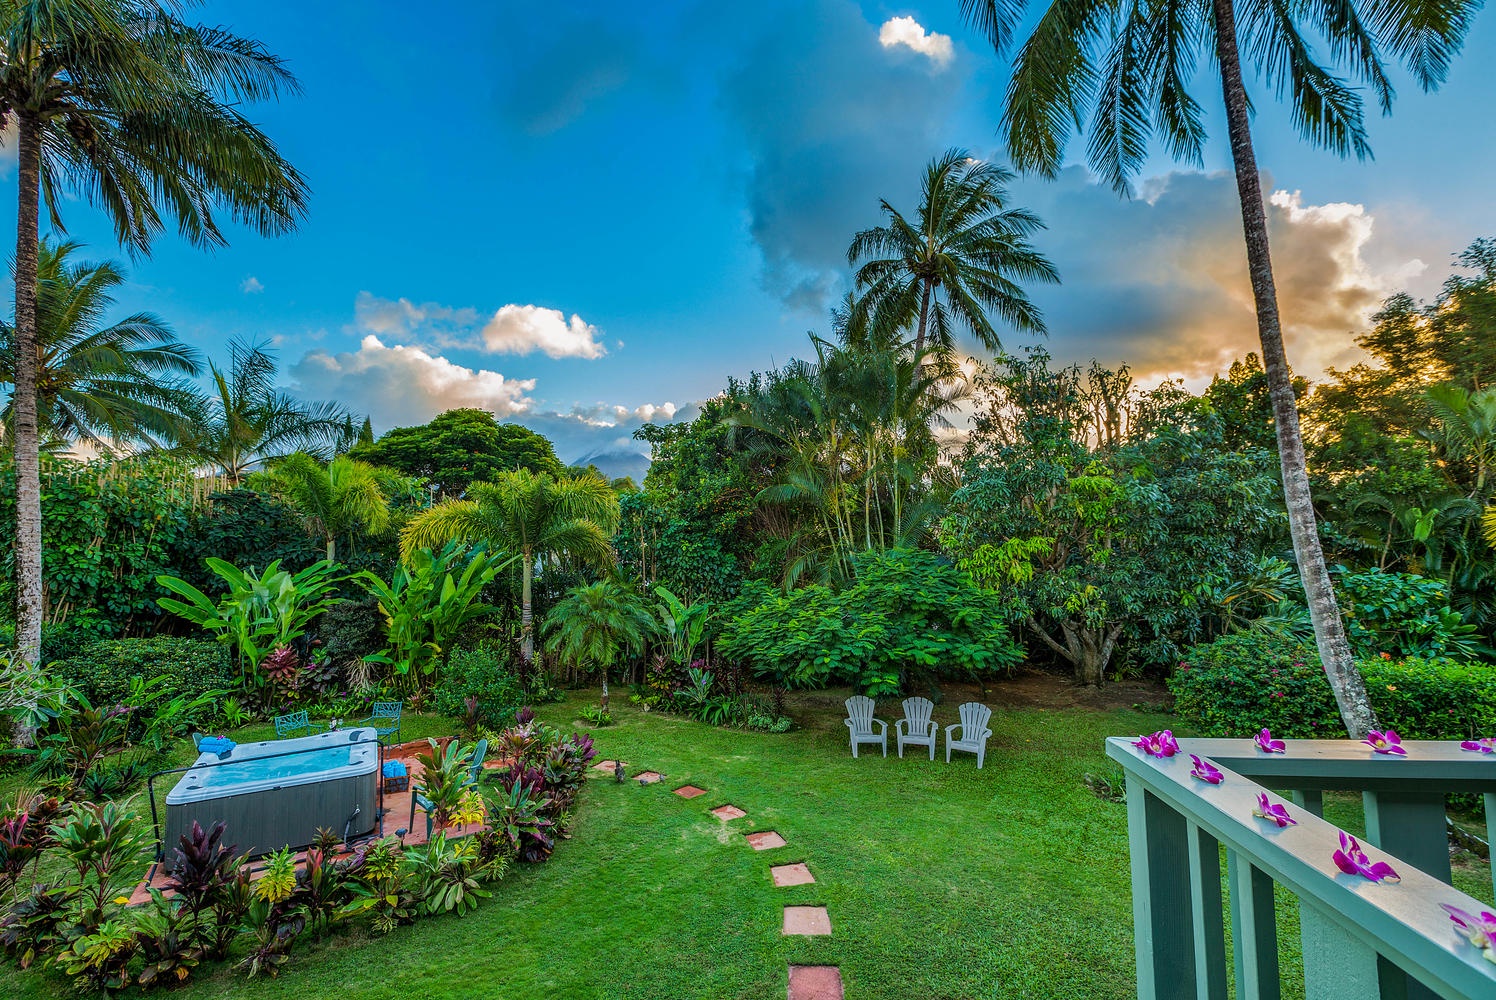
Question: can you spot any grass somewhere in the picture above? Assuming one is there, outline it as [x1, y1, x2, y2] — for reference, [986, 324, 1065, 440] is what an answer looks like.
[5, 686, 1491, 999]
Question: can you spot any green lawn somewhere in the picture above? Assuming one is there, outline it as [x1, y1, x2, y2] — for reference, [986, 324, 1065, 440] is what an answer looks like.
[6, 686, 1491, 999]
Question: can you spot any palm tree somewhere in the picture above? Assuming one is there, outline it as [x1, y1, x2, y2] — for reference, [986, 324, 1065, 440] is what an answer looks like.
[178, 340, 353, 485]
[251, 453, 392, 563]
[544, 579, 656, 712]
[401, 468, 620, 663]
[0, 239, 200, 451]
[734, 338, 966, 584]
[0, 2, 307, 680]
[847, 148, 1059, 357]
[1424, 385, 1496, 499]
[959, 0, 1478, 737]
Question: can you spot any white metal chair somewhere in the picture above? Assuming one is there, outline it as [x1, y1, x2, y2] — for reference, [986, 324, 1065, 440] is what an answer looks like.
[945, 702, 993, 768]
[896, 696, 938, 760]
[843, 696, 887, 758]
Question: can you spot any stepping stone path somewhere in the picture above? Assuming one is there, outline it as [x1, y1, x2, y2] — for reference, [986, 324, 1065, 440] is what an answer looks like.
[783, 905, 832, 936]
[770, 862, 815, 887]
[644, 768, 848, 998]
[788, 966, 845, 1000]
[592, 759, 626, 772]
[745, 830, 787, 850]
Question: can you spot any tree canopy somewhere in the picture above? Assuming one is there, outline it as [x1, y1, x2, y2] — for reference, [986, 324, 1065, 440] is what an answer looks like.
[349, 408, 564, 499]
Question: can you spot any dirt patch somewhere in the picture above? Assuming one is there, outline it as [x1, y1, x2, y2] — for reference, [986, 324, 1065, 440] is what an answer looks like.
[782, 669, 1169, 724]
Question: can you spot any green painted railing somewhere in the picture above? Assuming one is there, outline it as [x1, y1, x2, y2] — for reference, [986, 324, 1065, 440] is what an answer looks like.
[1107, 737, 1496, 1000]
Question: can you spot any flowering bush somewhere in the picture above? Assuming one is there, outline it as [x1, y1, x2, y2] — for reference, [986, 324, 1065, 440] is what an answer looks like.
[1168, 633, 1496, 741]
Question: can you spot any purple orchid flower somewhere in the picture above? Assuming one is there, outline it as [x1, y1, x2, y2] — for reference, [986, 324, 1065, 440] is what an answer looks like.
[1362, 729, 1407, 756]
[1441, 904, 1496, 958]
[1331, 832, 1399, 882]
[1252, 793, 1296, 828]
[1132, 730, 1181, 758]
[1459, 738, 1496, 754]
[1254, 728, 1286, 754]
[1189, 754, 1224, 785]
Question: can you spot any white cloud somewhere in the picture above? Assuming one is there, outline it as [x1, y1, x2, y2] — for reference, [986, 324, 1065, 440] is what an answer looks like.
[1014, 169, 1426, 382]
[481, 303, 606, 359]
[350, 292, 605, 359]
[291, 335, 536, 428]
[241, 276, 264, 294]
[878, 16, 954, 68]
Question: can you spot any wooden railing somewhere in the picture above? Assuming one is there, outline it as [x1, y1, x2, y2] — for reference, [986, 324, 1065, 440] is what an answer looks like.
[1107, 737, 1496, 1000]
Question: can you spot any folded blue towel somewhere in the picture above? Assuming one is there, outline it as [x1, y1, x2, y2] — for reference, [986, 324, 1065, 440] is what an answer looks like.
[198, 736, 236, 754]
[381, 760, 407, 778]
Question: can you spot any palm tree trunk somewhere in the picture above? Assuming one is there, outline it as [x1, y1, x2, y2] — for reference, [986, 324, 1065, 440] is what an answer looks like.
[10, 112, 45, 746]
[1212, 0, 1376, 737]
[915, 282, 932, 355]
[520, 551, 535, 664]
[325, 537, 336, 563]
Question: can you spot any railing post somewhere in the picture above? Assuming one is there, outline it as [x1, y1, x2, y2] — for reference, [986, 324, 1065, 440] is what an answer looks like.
[1362, 791, 1452, 884]
[1186, 822, 1228, 1000]
[1127, 778, 1200, 1000]
[1298, 900, 1389, 1000]
[1486, 792, 1496, 904]
[1290, 789, 1323, 818]
[1227, 850, 1279, 1000]
[1361, 790, 1450, 1000]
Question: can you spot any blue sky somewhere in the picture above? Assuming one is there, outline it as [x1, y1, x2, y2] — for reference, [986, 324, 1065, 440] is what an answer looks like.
[5, 0, 1495, 467]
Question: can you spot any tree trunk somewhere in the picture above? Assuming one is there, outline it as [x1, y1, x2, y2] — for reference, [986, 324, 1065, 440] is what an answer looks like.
[520, 551, 534, 664]
[325, 537, 336, 563]
[914, 281, 932, 356]
[10, 112, 45, 747]
[600, 669, 609, 713]
[1028, 618, 1118, 688]
[1212, 0, 1377, 737]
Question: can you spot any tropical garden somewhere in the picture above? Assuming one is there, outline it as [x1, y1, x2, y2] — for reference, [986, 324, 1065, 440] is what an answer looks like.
[0, 0, 1492, 997]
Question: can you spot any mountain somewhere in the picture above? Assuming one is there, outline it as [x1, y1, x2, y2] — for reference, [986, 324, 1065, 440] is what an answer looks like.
[573, 447, 651, 485]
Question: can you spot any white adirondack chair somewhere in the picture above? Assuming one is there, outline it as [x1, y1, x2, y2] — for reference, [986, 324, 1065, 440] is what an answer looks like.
[843, 696, 887, 758]
[945, 702, 993, 768]
[896, 696, 937, 760]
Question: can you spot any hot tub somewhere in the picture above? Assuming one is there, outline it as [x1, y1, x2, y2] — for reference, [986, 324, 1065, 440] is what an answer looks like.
[164, 727, 379, 857]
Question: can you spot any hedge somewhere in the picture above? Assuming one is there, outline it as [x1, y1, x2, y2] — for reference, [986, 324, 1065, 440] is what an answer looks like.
[52, 636, 236, 709]
[1168, 632, 1496, 740]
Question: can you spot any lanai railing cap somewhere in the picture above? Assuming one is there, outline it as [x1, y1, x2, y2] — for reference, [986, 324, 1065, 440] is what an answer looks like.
[1106, 737, 1496, 1000]
[1180, 737, 1496, 793]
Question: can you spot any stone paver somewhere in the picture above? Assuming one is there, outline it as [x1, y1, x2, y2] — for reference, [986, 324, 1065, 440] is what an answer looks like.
[745, 830, 787, 850]
[591, 759, 626, 772]
[674, 785, 707, 799]
[770, 862, 815, 886]
[782, 905, 832, 936]
[710, 804, 747, 820]
[635, 770, 664, 785]
[787, 965, 844, 1000]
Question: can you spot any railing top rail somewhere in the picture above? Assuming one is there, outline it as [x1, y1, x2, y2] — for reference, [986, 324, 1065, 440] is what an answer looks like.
[1180, 737, 1496, 792]
[1106, 737, 1496, 1000]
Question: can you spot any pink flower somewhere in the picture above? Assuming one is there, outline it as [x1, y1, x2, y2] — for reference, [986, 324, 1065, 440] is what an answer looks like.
[1252, 793, 1295, 828]
[1459, 738, 1496, 755]
[1362, 729, 1407, 756]
[1442, 904, 1496, 959]
[1332, 832, 1399, 882]
[1132, 730, 1181, 758]
[1254, 728, 1286, 754]
[1189, 754, 1224, 785]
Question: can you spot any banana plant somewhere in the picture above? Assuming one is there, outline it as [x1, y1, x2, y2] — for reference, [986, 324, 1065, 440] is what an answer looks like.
[356, 542, 514, 685]
[653, 585, 712, 668]
[156, 558, 347, 685]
